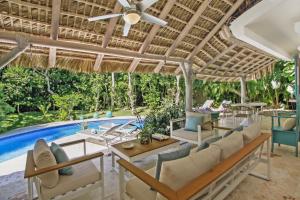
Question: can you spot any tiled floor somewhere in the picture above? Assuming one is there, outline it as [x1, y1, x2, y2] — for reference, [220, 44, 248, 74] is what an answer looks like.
[1, 116, 300, 200]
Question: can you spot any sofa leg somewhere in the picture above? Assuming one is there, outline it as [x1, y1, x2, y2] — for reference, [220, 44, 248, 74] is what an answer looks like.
[119, 166, 125, 200]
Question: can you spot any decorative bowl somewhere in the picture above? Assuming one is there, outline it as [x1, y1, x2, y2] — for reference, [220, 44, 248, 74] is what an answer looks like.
[122, 143, 135, 149]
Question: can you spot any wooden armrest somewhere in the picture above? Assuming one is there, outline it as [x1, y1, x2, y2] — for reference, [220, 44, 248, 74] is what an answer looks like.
[177, 133, 271, 199]
[213, 126, 232, 131]
[59, 139, 86, 147]
[117, 159, 178, 200]
[170, 118, 185, 123]
[25, 151, 104, 178]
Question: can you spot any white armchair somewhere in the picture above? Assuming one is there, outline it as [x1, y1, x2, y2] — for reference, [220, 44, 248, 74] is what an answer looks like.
[25, 139, 104, 200]
[170, 117, 214, 145]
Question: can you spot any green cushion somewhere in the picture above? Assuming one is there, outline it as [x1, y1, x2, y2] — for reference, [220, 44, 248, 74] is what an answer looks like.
[50, 142, 73, 175]
[155, 143, 192, 181]
[184, 116, 203, 132]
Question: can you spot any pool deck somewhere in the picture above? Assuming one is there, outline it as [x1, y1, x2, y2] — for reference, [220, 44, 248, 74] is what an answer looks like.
[0, 116, 137, 139]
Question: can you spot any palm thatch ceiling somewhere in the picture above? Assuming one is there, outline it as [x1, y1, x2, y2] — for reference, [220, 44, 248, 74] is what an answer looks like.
[0, 0, 277, 81]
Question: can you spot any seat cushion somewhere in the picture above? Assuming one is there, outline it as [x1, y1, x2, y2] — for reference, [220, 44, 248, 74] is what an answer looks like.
[172, 128, 213, 142]
[242, 122, 261, 144]
[185, 115, 203, 132]
[40, 160, 100, 200]
[126, 168, 157, 200]
[211, 131, 244, 160]
[282, 118, 296, 131]
[157, 145, 221, 200]
[155, 143, 192, 180]
[33, 139, 59, 188]
[50, 142, 73, 175]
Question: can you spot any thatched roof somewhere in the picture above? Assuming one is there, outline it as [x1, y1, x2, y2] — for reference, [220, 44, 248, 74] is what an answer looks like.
[0, 0, 276, 81]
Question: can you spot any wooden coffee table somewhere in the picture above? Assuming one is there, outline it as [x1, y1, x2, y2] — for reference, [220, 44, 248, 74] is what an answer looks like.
[110, 138, 180, 168]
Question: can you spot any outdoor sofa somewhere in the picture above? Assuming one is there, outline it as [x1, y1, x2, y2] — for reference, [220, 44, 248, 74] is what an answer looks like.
[118, 122, 271, 200]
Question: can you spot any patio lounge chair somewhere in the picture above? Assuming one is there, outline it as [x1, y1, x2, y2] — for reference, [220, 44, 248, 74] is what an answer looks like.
[24, 139, 104, 200]
[194, 99, 214, 112]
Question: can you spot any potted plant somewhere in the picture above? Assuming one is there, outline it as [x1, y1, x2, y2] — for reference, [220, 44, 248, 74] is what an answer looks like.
[137, 126, 152, 145]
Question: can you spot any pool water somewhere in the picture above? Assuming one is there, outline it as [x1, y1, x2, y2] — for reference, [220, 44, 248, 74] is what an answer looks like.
[0, 118, 138, 163]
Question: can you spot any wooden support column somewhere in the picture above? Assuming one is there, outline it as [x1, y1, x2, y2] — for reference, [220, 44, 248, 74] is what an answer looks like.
[0, 37, 28, 69]
[48, 0, 61, 68]
[240, 76, 247, 103]
[180, 62, 193, 112]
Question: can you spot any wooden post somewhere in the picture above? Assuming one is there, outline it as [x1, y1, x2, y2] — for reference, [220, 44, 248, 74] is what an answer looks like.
[240, 76, 247, 103]
[180, 62, 193, 112]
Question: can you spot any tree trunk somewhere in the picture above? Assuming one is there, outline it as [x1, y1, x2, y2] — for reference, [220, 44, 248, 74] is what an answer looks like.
[94, 87, 100, 111]
[44, 69, 54, 95]
[111, 72, 115, 111]
[175, 75, 180, 105]
[127, 73, 136, 114]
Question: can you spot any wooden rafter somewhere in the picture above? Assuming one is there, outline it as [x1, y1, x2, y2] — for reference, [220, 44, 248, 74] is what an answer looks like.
[155, 0, 212, 73]
[199, 44, 236, 72]
[187, 0, 245, 60]
[223, 52, 255, 76]
[48, 0, 61, 68]
[128, 0, 176, 73]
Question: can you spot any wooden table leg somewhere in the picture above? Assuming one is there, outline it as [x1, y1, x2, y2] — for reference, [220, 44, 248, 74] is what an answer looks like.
[27, 178, 33, 200]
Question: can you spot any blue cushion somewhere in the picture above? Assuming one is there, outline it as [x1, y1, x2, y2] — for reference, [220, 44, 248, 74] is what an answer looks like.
[155, 143, 192, 181]
[196, 136, 222, 152]
[184, 116, 203, 132]
[50, 142, 73, 175]
[224, 125, 243, 137]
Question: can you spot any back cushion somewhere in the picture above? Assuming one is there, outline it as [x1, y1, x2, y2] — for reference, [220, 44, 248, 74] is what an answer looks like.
[211, 132, 244, 160]
[242, 122, 261, 144]
[156, 146, 221, 200]
[282, 118, 296, 131]
[33, 139, 59, 188]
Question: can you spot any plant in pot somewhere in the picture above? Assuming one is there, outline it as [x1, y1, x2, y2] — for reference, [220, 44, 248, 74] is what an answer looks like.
[137, 126, 153, 145]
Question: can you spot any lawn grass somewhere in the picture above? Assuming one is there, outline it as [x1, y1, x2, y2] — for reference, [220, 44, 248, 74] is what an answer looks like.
[0, 108, 148, 134]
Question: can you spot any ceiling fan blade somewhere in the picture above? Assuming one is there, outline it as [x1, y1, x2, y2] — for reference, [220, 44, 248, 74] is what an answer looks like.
[138, 0, 158, 11]
[123, 22, 131, 37]
[88, 13, 122, 21]
[117, 0, 131, 8]
[141, 13, 167, 26]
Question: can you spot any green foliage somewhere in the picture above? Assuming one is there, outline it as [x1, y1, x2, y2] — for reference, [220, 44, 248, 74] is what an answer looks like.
[52, 94, 82, 120]
[37, 103, 51, 119]
[0, 84, 14, 119]
[143, 103, 185, 135]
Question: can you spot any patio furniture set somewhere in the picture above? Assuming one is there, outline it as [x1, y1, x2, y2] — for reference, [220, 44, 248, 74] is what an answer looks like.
[24, 108, 274, 200]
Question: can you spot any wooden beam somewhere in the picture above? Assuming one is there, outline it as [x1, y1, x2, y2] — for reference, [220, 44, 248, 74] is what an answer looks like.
[48, 0, 61, 68]
[199, 44, 236, 72]
[0, 37, 28, 69]
[154, 62, 164, 73]
[93, 54, 104, 71]
[0, 31, 188, 64]
[128, 58, 141, 72]
[212, 50, 245, 74]
[154, 0, 212, 73]
[128, 0, 176, 72]
[187, 0, 245, 60]
[166, 0, 212, 57]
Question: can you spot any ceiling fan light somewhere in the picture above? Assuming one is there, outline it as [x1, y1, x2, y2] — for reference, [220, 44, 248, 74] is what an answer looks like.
[123, 12, 141, 25]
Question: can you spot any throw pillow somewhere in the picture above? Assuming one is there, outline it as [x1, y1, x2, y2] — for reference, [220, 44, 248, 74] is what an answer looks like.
[201, 121, 212, 131]
[282, 118, 296, 131]
[184, 116, 202, 132]
[155, 143, 192, 181]
[33, 139, 59, 188]
[224, 125, 243, 137]
[50, 142, 73, 175]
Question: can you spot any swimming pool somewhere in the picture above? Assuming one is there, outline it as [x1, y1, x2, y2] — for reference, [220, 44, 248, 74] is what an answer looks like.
[0, 118, 138, 163]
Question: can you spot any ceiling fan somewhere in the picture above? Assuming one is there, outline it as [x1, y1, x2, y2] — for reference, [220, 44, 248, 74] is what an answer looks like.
[88, 0, 167, 37]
